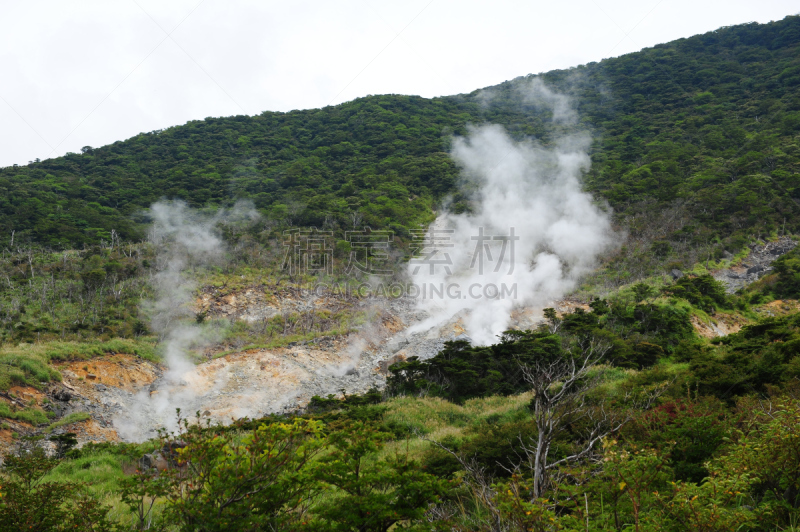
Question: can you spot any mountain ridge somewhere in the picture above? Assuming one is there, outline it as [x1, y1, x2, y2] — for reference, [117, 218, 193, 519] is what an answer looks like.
[1, 15, 799, 252]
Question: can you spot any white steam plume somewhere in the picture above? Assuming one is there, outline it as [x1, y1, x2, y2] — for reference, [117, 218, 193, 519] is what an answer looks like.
[113, 200, 259, 440]
[516, 77, 578, 124]
[409, 82, 615, 345]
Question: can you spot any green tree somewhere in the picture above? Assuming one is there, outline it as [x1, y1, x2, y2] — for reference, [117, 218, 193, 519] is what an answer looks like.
[772, 247, 800, 298]
[49, 432, 78, 459]
[0, 444, 117, 531]
[601, 440, 671, 532]
[312, 421, 447, 532]
[122, 414, 326, 532]
[713, 396, 800, 525]
[632, 282, 654, 303]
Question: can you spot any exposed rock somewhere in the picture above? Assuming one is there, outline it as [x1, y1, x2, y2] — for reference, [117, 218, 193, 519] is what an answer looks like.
[139, 452, 169, 471]
[713, 238, 797, 293]
[691, 314, 746, 338]
[670, 269, 684, 280]
[754, 299, 800, 317]
[52, 389, 72, 402]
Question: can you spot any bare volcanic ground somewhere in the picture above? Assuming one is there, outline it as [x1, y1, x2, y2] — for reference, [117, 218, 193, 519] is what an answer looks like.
[712, 237, 796, 293]
[88, 296, 531, 442]
[40, 280, 771, 444]
[38, 288, 546, 443]
[110, 340, 375, 441]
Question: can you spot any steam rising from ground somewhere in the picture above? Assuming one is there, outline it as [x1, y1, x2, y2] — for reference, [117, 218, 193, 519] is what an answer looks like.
[109, 82, 613, 438]
[410, 81, 615, 345]
[114, 200, 259, 440]
[147, 202, 227, 374]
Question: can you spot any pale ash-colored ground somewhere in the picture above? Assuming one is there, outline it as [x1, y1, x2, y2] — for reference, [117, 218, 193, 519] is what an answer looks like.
[39, 285, 546, 443]
[49, 295, 493, 442]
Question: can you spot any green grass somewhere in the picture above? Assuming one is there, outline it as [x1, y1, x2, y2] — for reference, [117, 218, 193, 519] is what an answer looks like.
[0, 401, 49, 424]
[25, 338, 159, 362]
[382, 393, 534, 439]
[0, 351, 62, 391]
[43, 446, 171, 529]
[45, 412, 91, 432]
[590, 364, 638, 386]
[372, 393, 535, 466]
[45, 451, 126, 491]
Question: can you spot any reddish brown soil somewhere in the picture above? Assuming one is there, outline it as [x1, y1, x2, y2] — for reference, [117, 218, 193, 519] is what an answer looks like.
[58, 354, 161, 397]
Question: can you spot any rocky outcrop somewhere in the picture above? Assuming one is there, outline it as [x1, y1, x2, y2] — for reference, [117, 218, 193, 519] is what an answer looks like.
[713, 238, 796, 293]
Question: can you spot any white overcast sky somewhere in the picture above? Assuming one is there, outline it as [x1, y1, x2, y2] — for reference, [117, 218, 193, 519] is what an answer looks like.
[0, 0, 798, 168]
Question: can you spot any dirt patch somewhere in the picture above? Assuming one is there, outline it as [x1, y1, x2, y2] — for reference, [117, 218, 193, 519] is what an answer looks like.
[691, 313, 747, 339]
[108, 299, 427, 441]
[0, 420, 34, 455]
[552, 299, 591, 316]
[755, 299, 800, 318]
[198, 288, 279, 322]
[41, 355, 164, 446]
[8, 386, 48, 407]
[381, 313, 407, 335]
[0, 322, 169, 449]
[197, 285, 358, 324]
[110, 342, 374, 439]
[59, 354, 161, 397]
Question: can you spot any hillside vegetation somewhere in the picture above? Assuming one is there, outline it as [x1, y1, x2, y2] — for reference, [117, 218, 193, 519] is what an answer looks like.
[5, 270, 800, 530]
[1, 17, 799, 255]
[3, 16, 800, 532]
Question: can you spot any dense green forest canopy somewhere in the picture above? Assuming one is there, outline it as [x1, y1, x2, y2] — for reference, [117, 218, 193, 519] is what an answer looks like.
[2, 16, 799, 251]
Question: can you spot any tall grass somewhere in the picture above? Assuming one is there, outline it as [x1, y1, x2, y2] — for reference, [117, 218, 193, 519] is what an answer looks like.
[0, 401, 49, 424]
[46, 412, 91, 432]
[383, 393, 534, 440]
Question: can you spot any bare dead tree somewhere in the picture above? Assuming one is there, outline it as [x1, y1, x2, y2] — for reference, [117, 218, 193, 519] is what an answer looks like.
[349, 210, 363, 229]
[286, 201, 306, 227]
[519, 336, 664, 498]
[520, 336, 609, 498]
[25, 248, 35, 280]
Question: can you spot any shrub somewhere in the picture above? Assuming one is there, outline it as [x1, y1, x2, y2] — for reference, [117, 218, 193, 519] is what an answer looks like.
[772, 246, 800, 298]
[663, 274, 730, 311]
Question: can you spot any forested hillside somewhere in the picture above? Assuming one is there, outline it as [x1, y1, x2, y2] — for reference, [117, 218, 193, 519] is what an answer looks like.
[2, 16, 799, 250]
